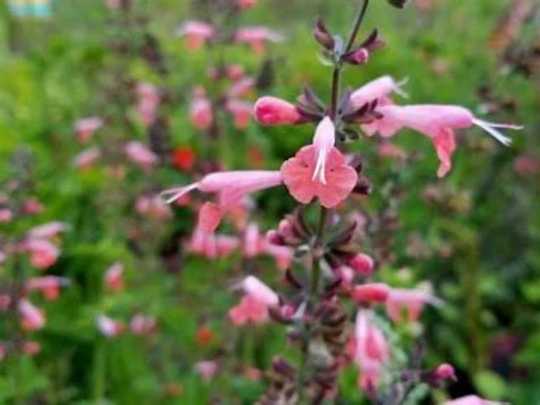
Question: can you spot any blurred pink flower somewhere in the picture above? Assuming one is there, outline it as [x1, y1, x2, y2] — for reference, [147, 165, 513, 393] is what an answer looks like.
[229, 276, 279, 325]
[254, 96, 304, 126]
[0, 209, 13, 223]
[235, 27, 283, 55]
[226, 99, 253, 129]
[237, 0, 257, 10]
[351, 283, 391, 304]
[194, 360, 218, 382]
[190, 97, 213, 130]
[105, 262, 124, 293]
[445, 396, 506, 405]
[19, 299, 46, 331]
[24, 239, 60, 270]
[136, 83, 160, 127]
[130, 314, 157, 336]
[514, 155, 540, 175]
[22, 341, 41, 356]
[0, 344, 6, 361]
[25, 276, 69, 301]
[74, 148, 101, 170]
[28, 222, 69, 239]
[125, 141, 159, 171]
[136, 195, 171, 220]
[22, 198, 44, 215]
[176, 21, 215, 51]
[97, 314, 124, 338]
[347, 253, 375, 276]
[385, 288, 442, 322]
[75, 117, 103, 143]
[227, 77, 255, 98]
[350, 76, 407, 110]
[227, 64, 245, 80]
[0, 294, 12, 312]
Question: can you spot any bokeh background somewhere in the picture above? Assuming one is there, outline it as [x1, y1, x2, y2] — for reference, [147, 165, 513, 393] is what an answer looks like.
[0, 0, 539, 403]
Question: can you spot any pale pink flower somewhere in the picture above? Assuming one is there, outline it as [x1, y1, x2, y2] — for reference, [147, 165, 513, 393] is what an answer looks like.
[97, 314, 124, 337]
[194, 360, 218, 382]
[281, 118, 357, 208]
[354, 310, 390, 393]
[22, 198, 44, 215]
[435, 363, 457, 381]
[235, 27, 283, 55]
[226, 99, 253, 129]
[350, 76, 408, 110]
[105, 262, 124, 293]
[444, 395, 506, 405]
[243, 224, 262, 258]
[229, 276, 279, 325]
[364, 105, 521, 177]
[136, 195, 171, 220]
[190, 97, 213, 130]
[254, 96, 304, 126]
[385, 288, 442, 322]
[227, 65, 245, 80]
[130, 314, 157, 336]
[176, 21, 215, 51]
[19, 299, 46, 331]
[263, 241, 294, 271]
[75, 117, 103, 143]
[24, 239, 60, 270]
[378, 141, 406, 159]
[227, 77, 255, 98]
[25, 276, 69, 301]
[136, 82, 160, 104]
[125, 141, 159, 171]
[0, 209, 13, 223]
[74, 148, 101, 170]
[22, 341, 41, 356]
[28, 222, 69, 239]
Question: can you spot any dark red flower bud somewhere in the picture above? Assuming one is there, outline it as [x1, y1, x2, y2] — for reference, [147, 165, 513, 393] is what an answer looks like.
[314, 16, 335, 51]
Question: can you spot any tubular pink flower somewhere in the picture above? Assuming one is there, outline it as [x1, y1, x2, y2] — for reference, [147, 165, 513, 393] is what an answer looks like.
[25, 239, 60, 270]
[365, 105, 521, 177]
[348, 253, 374, 275]
[385, 288, 443, 322]
[28, 222, 69, 239]
[350, 76, 408, 109]
[19, 299, 46, 331]
[176, 21, 215, 51]
[351, 283, 391, 304]
[25, 276, 69, 301]
[190, 97, 213, 130]
[229, 276, 279, 325]
[226, 99, 253, 129]
[254, 96, 303, 126]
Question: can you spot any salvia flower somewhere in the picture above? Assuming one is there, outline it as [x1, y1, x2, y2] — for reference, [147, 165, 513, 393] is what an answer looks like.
[105, 262, 124, 293]
[229, 276, 279, 325]
[19, 299, 46, 331]
[385, 287, 443, 322]
[235, 27, 284, 55]
[97, 314, 124, 338]
[25, 276, 70, 301]
[130, 314, 157, 336]
[190, 95, 214, 130]
[24, 239, 60, 270]
[226, 99, 253, 129]
[125, 141, 159, 172]
[444, 395, 507, 405]
[176, 21, 215, 51]
[75, 117, 103, 143]
[74, 148, 101, 170]
[253, 96, 305, 126]
[350, 76, 408, 110]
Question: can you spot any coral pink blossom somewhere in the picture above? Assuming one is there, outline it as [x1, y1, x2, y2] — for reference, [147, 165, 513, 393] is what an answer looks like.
[227, 77, 255, 98]
[354, 310, 390, 393]
[350, 76, 407, 109]
[25, 276, 69, 301]
[74, 148, 101, 170]
[75, 117, 103, 143]
[229, 276, 279, 325]
[176, 21, 215, 51]
[130, 314, 157, 336]
[263, 241, 294, 271]
[28, 222, 69, 239]
[235, 27, 283, 55]
[25, 239, 59, 270]
[281, 118, 357, 208]
[97, 314, 124, 338]
[194, 360, 218, 382]
[436, 363, 457, 381]
[125, 141, 159, 171]
[19, 299, 46, 331]
[351, 283, 391, 304]
[190, 97, 213, 130]
[105, 262, 124, 293]
[348, 253, 374, 275]
[385, 288, 442, 322]
[254, 96, 303, 126]
[444, 396, 506, 405]
[226, 99, 252, 129]
[364, 105, 521, 177]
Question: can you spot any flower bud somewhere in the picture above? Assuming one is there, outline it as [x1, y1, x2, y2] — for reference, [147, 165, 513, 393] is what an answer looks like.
[254, 97, 303, 126]
[435, 363, 457, 381]
[348, 253, 374, 275]
[314, 16, 335, 51]
[351, 283, 390, 303]
[345, 48, 369, 66]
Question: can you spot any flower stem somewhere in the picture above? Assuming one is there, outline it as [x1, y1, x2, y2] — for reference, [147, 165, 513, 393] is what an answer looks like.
[345, 0, 370, 53]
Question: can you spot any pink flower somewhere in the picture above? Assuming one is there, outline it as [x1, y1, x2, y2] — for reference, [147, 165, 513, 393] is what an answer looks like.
[444, 396, 506, 405]
[347, 253, 374, 275]
[263, 241, 294, 271]
[105, 262, 124, 293]
[364, 105, 521, 177]
[254, 96, 304, 126]
[235, 27, 283, 55]
[97, 314, 124, 338]
[229, 276, 279, 325]
[226, 100, 252, 129]
[194, 360, 218, 382]
[136, 195, 171, 220]
[350, 76, 407, 110]
[130, 314, 157, 336]
[237, 0, 257, 10]
[24, 239, 60, 270]
[243, 224, 262, 258]
[136, 82, 160, 104]
[227, 77, 255, 98]
[28, 222, 69, 239]
[354, 310, 390, 393]
[19, 299, 46, 331]
[125, 141, 159, 171]
[25, 276, 69, 301]
[351, 283, 391, 304]
[22, 198, 44, 215]
[75, 117, 102, 143]
[74, 148, 101, 170]
[190, 97, 213, 130]
[176, 21, 215, 51]
[435, 363, 457, 381]
[385, 288, 442, 322]
[22, 341, 41, 356]
[0, 209, 13, 223]
[0, 294, 11, 312]
[281, 118, 358, 208]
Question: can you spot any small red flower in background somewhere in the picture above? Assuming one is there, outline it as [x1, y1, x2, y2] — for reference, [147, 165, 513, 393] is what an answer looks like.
[172, 147, 196, 171]
[196, 325, 216, 347]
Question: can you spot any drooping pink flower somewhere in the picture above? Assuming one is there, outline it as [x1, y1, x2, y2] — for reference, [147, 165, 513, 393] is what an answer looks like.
[190, 97, 213, 130]
[254, 96, 304, 126]
[74, 148, 101, 170]
[226, 99, 252, 129]
[354, 310, 390, 393]
[19, 299, 46, 331]
[227, 77, 255, 98]
[350, 76, 407, 110]
[25, 276, 69, 301]
[235, 27, 283, 55]
[24, 239, 60, 270]
[125, 141, 159, 171]
[136, 195, 172, 220]
[385, 288, 442, 322]
[105, 262, 124, 293]
[176, 21, 215, 51]
[364, 105, 521, 177]
[444, 395, 506, 405]
[130, 314, 157, 336]
[28, 222, 69, 239]
[194, 360, 219, 382]
[97, 314, 124, 338]
[281, 118, 358, 208]
[229, 276, 279, 325]
[75, 117, 103, 143]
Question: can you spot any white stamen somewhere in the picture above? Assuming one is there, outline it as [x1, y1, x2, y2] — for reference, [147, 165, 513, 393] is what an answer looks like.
[472, 118, 522, 147]
[160, 183, 199, 204]
[312, 149, 327, 184]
